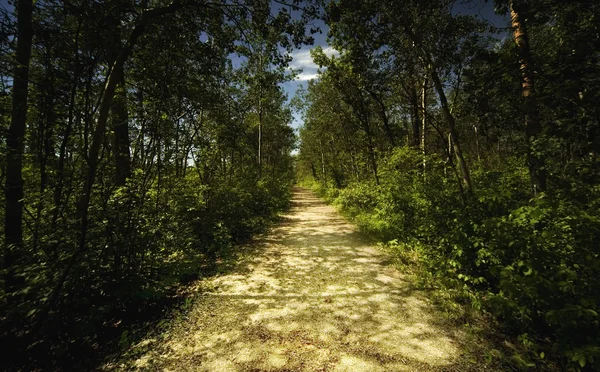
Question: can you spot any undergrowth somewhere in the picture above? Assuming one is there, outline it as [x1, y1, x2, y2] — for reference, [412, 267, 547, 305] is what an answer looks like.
[1, 172, 293, 371]
[306, 147, 600, 371]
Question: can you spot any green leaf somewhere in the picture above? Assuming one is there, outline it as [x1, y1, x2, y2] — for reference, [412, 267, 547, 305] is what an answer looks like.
[530, 207, 543, 221]
[579, 355, 586, 368]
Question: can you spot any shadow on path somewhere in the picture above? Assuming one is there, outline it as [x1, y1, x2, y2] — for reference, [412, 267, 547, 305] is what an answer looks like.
[104, 187, 498, 371]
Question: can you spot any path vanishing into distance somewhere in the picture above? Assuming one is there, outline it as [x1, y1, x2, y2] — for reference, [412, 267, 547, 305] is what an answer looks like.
[106, 187, 497, 371]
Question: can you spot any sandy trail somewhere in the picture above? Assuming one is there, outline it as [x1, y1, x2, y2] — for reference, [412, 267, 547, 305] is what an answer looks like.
[114, 187, 491, 371]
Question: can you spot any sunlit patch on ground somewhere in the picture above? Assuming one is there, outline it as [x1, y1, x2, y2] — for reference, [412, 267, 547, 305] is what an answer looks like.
[104, 187, 499, 371]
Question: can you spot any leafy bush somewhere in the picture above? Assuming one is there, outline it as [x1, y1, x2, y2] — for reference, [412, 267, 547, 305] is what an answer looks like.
[316, 151, 600, 370]
[0, 165, 294, 370]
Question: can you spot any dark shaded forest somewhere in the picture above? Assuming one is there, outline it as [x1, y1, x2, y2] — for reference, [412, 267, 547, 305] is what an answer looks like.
[1, 0, 599, 370]
[0, 0, 317, 369]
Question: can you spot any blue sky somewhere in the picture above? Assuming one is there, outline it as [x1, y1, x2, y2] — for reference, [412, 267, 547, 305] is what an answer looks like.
[281, 17, 335, 129]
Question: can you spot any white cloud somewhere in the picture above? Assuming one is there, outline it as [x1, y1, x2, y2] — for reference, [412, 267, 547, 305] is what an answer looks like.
[288, 49, 314, 69]
[322, 46, 340, 57]
[287, 46, 339, 81]
[295, 72, 319, 81]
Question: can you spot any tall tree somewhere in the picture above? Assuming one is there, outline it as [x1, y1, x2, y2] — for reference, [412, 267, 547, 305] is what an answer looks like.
[4, 0, 34, 292]
[508, 0, 546, 194]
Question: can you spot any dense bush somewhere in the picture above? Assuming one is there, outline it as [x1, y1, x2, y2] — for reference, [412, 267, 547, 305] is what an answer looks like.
[1, 0, 309, 368]
[313, 148, 600, 369]
[1, 159, 295, 371]
[1, 169, 293, 370]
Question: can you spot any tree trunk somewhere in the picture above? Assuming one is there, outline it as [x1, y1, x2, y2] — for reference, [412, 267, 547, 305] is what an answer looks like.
[509, 0, 546, 195]
[112, 73, 131, 187]
[350, 148, 358, 179]
[411, 86, 420, 149]
[319, 138, 326, 180]
[352, 97, 379, 185]
[367, 90, 395, 147]
[107, 16, 130, 274]
[4, 0, 33, 292]
[257, 53, 264, 179]
[310, 162, 317, 179]
[53, 21, 81, 230]
[108, 11, 131, 188]
[53, 69, 77, 228]
[430, 69, 473, 195]
[421, 77, 427, 175]
[364, 120, 380, 185]
[258, 96, 263, 177]
[474, 124, 481, 162]
[403, 25, 472, 194]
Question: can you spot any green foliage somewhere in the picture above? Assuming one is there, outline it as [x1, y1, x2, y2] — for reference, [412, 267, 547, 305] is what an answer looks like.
[1, 0, 308, 369]
[310, 155, 600, 369]
[297, 0, 600, 368]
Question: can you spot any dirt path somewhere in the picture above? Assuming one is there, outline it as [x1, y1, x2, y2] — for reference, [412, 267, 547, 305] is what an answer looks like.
[110, 187, 494, 371]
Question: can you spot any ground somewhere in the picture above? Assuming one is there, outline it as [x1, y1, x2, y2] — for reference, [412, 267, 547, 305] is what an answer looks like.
[104, 187, 499, 371]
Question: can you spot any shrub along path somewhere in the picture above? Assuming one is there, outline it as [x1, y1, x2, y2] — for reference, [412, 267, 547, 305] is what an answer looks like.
[105, 187, 499, 371]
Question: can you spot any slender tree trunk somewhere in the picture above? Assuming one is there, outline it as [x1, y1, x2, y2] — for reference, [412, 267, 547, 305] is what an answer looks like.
[258, 99, 263, 177]
[36, 59, 54, 195]
[421, 77, 427, 175]
[430, 69, 473, 195]
[107, 17, 130, 275]
[411, 87, 420, 149]
[156, 138, 162, 212]
[474, 124, 481, 162]
[33, 67, 56, 255]
[509, 0, 546, 195]
[319, 139, 326, 180]
[330, 133, 343, 188]
[4, 0, 34, 292]
[257, 53, 263, 178]
[53, 63, 78, 229]
[112, 72, 131, 187]
[350, 148, 358, 179]
[403, 25, 472, 194]
[368, 90, 395, 147]
[310, 162, 317, 180]
[352, 100, 379, 185]
[365, 125, 379, 185]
